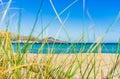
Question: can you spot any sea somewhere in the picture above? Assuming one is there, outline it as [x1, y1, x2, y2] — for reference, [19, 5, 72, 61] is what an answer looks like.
[12, 43, 120, 54]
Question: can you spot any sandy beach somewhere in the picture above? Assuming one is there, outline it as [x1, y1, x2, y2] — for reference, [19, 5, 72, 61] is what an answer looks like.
[27, 53, 120, 79]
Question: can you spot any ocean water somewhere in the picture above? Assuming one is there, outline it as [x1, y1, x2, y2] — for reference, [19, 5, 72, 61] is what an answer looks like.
[12, 43, 120, 54]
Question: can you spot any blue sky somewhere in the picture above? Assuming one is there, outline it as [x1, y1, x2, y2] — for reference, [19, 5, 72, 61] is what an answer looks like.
[1, 0, 120, 42]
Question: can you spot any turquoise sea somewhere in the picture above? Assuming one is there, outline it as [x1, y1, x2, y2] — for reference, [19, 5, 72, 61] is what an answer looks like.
[12, 43, 120, 54]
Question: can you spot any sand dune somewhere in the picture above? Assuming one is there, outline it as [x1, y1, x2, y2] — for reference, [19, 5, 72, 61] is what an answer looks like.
[27, 53, 120, 79]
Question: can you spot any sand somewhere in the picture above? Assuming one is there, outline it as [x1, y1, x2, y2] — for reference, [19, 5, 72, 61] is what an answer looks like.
[27, 53, 120, 79]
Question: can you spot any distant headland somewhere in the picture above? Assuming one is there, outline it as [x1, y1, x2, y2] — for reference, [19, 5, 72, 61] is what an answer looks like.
[0, 30, 68, 43]
[12, 36, 68, 44]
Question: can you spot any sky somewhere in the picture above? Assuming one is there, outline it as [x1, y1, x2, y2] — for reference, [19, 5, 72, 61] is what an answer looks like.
[0, 0, 120, 42]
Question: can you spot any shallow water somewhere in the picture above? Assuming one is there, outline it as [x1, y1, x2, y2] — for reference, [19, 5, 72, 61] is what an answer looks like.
[12, 43, 120, 54]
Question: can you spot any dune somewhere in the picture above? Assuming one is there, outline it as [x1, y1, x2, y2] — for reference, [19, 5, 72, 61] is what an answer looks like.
[27, 53, 120, 79]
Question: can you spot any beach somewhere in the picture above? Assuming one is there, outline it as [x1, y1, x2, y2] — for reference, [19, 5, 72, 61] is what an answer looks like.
[27, 53, 120, 79]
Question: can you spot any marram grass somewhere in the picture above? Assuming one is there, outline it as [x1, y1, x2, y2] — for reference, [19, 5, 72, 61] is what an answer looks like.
[0, 0, 120, 79]
[0, 32, 120, 79]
